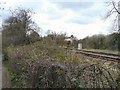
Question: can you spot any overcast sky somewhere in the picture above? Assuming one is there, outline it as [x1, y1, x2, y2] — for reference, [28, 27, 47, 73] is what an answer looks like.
[0, 0, 118, 39]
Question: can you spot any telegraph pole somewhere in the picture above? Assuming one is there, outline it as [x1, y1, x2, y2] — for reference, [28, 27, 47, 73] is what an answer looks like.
[0, 1, 6, 50]
[118, 1, 120, 69]
[0, 1, 6, 89]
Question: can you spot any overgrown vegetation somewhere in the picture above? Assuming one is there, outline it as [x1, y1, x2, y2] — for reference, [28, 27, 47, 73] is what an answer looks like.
[2, 7, 120, 88]
[5, 42, 120, 88]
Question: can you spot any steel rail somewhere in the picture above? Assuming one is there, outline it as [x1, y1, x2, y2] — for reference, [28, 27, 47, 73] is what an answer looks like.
[76, 50, 120, 62]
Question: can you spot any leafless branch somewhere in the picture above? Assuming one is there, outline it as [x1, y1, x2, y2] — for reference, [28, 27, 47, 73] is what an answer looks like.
[112, 1, 120, 14]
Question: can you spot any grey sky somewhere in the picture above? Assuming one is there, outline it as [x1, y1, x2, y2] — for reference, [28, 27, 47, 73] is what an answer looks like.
[1, 0, 117, 39]
[53, 2, 95, 10]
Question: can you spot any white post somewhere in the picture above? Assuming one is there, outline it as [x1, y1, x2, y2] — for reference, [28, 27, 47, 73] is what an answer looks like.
[78, 43, 82, 50]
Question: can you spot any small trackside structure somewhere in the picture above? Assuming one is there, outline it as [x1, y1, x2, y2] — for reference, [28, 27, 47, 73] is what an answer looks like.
[78, 43, 82, 50]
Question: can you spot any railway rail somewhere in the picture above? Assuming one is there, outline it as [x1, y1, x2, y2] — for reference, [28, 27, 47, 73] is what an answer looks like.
[76, 49, 120, 62]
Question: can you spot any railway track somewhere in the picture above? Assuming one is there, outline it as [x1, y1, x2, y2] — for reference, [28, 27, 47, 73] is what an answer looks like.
[76, 49, 120, 62]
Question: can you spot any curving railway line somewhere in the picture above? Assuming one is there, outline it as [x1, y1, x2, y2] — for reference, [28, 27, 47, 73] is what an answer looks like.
[76, 49, 120, 62]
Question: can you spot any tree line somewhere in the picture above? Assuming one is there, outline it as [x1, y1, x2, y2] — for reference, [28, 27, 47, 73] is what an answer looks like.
[80, 33, 120, 51]
[2, 7, 120, 52]
[2, 7, 78, 50]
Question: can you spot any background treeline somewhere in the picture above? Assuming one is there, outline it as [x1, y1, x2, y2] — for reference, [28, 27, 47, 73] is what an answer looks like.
[2, 8, 120, 52]
[80, 33, 120, 51]
[2, 8, 73, 49]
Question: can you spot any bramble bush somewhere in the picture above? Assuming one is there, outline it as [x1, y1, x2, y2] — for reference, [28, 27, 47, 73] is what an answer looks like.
[6, 41, 120, 88]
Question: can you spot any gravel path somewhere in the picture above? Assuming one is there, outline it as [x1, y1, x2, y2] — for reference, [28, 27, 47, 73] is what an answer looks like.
[2, 63, 11, 88]
[0, 63, 2, 89]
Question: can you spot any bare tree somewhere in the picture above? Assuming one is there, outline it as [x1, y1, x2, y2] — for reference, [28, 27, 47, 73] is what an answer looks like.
[2, 7, 40, 47]
[106, 1, 120, 32]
